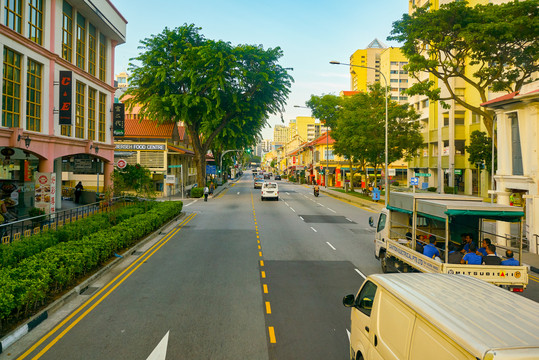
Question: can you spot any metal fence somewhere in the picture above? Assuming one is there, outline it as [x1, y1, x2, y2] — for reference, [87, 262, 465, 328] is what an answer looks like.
[0, 197, 130, 245]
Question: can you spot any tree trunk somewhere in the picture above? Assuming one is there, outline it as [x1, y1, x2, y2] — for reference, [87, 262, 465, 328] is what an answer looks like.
[349, 159, 355, 192]
[194, 151, 206, 187]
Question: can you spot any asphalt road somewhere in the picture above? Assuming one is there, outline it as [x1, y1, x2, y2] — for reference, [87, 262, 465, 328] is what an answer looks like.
[4, 172, 539, 360]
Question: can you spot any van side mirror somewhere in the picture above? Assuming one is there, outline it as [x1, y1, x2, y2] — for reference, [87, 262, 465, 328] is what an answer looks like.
[343, 294, 355, 307]
[368, 216, 375, 228]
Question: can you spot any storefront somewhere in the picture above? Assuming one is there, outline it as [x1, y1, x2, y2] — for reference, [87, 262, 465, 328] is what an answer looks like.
[0, 147, 39, 219]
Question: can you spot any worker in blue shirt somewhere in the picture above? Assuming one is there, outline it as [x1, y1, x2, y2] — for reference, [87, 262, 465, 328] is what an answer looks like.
[501, 250, 520, 266]
[423, 235, 440, 259]
[461, 243, 482, 265]
[477, 238, 492, 257]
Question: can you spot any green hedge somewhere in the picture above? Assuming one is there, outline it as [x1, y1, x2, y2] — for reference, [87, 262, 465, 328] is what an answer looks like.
[0, 201, 182, 332]
[0, 202, 155, 269]
[191, 187, 203, 198]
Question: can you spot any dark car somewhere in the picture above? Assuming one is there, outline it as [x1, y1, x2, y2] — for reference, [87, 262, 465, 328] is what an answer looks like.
[274, 174, 281, 180]
[254, 178, 264, 189]
[264, 173, 270, 179]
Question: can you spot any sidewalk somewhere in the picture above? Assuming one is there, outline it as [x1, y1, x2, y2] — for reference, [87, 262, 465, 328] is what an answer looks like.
[155, 178, 238, 202]
[317, 185, 539, 275]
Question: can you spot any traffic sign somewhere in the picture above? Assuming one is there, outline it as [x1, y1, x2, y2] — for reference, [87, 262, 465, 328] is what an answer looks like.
[415, 173, 431, 177]
[117, 159, 127, 169]
[168, 165, 182, 168]
[206, 165, 217, 175]
[410, 177, 419, 186]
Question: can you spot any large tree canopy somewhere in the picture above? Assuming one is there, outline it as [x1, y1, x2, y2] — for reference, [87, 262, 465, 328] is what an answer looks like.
[389, 0, 539, 135]
[124, 24, 293, 184]
[307, 83, 423, 190]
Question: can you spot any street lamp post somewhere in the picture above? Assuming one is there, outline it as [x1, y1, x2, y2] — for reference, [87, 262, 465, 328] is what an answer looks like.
[330, 61, 389, 207]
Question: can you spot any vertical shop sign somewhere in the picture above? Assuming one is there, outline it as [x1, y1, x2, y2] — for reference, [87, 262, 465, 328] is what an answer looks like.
[35, 172, 53, 214]
[59, 71, 72, 125]
[113, 103, 125, 136]
[50, 173, 56, 214]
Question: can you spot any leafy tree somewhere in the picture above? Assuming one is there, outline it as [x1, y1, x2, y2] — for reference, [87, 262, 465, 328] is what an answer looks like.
[111, 164, 155, 199]
[465, 130, 495, 173]
[389, 0, 539, 135]
[124, 25, 293, 185]
[307, 83, 423, 190]
[306, 94, 343, 129]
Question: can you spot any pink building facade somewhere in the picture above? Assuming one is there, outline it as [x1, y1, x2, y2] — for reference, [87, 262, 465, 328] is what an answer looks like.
[0, 0, 126, 215]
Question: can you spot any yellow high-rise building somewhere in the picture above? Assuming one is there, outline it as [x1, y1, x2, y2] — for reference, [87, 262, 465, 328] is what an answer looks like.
[350, 38, 386, 92]
[379, 47, 409, 104]
[407, 0, 502, 196]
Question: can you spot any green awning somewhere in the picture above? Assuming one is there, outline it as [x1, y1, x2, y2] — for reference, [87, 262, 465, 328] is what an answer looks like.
[387, 205, 413, 215]
[445, 209, 524, 222]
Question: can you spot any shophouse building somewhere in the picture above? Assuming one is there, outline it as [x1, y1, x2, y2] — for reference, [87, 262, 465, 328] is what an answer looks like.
[0, 0, 126, 216]
[482, 81, 539, 254]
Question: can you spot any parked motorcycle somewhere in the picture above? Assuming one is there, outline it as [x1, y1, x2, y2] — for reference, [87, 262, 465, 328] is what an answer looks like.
[314, 188, 319, 197]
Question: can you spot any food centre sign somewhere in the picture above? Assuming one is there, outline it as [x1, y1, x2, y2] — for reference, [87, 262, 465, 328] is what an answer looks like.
[115, 144, 165, 151]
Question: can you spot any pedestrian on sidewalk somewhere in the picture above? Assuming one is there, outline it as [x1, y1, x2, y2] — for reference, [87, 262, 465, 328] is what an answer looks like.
[74, 181, 83, 204]
[204, 185, 209, 202]
[209, 182, 214, 196]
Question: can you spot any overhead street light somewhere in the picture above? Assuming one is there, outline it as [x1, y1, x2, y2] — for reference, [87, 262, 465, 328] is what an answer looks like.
[330, 61, 389, 207]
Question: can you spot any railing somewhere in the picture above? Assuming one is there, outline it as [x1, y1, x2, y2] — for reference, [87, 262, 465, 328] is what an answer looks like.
[0, 196, 131, 245]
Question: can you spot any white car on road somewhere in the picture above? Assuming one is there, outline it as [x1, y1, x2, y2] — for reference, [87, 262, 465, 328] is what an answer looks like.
[261, 182, 279, 201]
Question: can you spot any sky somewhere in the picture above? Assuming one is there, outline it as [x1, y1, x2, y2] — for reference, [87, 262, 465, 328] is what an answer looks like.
[112, 0, 410, 140]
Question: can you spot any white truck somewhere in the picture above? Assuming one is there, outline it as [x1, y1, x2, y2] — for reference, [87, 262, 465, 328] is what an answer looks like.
[372, 192, 529, 291]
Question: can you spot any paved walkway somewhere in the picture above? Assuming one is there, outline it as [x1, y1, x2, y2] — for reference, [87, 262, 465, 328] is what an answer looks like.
[317, 185, 539, 274]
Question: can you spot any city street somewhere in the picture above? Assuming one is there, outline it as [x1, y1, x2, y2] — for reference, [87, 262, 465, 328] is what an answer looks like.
[4, 173, 539, 360]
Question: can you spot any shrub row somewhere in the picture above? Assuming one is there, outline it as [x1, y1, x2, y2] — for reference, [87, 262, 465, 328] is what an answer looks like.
[0, 202, 156, 269]
[190, 187, 203, 198]
[0, 201, 182, 331]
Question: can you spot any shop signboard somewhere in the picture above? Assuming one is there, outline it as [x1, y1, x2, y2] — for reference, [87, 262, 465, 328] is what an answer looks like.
[74, 158, 93, 171]
[59, 71, 72, 125]
[35, 172, 54, 214]
[206, 165, 216, 175]
[113, 103, 125, 136]
[115, 144, 166, 151]
[117, 159, 127, 169]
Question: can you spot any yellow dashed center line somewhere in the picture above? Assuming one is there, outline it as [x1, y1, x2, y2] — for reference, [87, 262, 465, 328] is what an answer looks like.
[251, 190, 277, 345]
[268, 327, 277, 343]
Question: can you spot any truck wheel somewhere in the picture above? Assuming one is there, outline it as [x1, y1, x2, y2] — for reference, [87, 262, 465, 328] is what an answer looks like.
[381, 255, 389, 273]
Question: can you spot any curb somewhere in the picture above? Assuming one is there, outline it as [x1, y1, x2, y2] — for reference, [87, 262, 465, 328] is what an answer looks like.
[0, 212, 186, 355]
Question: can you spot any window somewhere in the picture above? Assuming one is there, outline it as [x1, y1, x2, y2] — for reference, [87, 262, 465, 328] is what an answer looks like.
[88, 88, 96, 140]
[355, 281, 377, 317]
[455, 140, 465, 155]
[28, 0, 43, 44]
[75, 82, 85, 138]
[76, 13, 86, 70]
[62, 1, 73, 62]
[377, 213, 387, 232]
[510, 113, 523, 176]
[98, 34, 107, 82]
[88, 24, 97, 76]
[5, 0, 23, 33]
[2, 48, 21, 127]
[27, 59, 42, 131]
[98, 92, 106, 141]
[324, 148, 334, 160]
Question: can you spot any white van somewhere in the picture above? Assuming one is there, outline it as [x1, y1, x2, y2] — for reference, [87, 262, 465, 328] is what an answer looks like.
[261, 182, 278, 201]
[343, 273, 539, 360]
